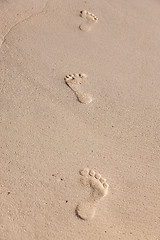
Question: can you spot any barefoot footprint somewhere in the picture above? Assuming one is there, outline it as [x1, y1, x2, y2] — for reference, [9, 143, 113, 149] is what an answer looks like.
[64, 73, 93, 104]
[79, 10, 99, 32]
[75, 168, 109, 220]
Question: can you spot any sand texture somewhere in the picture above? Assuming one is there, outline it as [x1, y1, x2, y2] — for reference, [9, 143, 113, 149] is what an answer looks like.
[0, 0, 160, 239]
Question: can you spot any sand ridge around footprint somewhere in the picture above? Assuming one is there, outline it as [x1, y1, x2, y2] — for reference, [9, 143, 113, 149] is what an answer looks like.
[79, 10, 99, 32]
[75, 168, 109, 220]
[64, 73, 93, 104]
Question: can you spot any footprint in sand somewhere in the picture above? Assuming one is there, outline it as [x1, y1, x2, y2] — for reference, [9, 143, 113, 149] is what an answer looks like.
[79, 10, 99, 32]
[76, 168, 109, 220]
[64, 73, 93, 104]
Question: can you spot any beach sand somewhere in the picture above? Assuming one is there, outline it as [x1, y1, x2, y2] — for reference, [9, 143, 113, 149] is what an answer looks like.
[0, 0, 160, 239]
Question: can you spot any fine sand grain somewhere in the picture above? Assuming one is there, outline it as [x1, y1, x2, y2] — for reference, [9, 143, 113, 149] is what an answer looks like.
[0, 0, 160, 239]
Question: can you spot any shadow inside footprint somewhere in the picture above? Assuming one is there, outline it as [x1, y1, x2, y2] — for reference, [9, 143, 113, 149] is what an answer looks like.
[76, 201, 96, 220]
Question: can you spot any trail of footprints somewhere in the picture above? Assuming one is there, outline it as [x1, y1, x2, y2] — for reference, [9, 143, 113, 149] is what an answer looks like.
[76, 168, 109, 220]
[64, 9, 108, 220]
[64, 10, 99, 104]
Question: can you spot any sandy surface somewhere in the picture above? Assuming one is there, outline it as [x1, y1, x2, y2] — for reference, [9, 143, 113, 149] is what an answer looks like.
[0, 0, 160, 239]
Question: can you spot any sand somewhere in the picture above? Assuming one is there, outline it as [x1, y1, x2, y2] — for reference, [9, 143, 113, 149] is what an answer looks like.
[0, 0, 160, 239]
